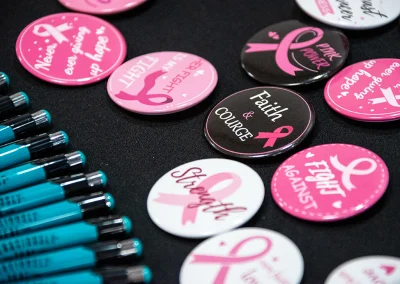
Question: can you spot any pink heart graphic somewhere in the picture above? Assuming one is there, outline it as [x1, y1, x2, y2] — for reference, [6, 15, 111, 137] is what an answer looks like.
[381, 265, 396, 275]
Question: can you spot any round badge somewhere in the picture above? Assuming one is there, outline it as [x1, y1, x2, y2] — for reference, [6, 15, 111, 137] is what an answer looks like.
[296, 0, 400, 30]
[271, 144, 389, 222]
[16, 13, 126, 86]
[204, 87, 315, 159]
[107, 52, 218, 115]
[241, 20, 349, 86]
[59, 0, 147, 15]
[147, 159, 264, 238]
[325, 256, 400, 284]
[179, 227, 304, 284]
[325, 58, 400, 122]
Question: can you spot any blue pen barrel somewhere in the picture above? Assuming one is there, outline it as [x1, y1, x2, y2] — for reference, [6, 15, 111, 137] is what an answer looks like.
[0, 171, 107, 216]
[12, 266, 153, 284]
[0, 216, 131, 261]
[0, 238, 143, 282]
[0, 192, 115, 239]
[0, 151, 85, 194]
[12, 270, 102, 284]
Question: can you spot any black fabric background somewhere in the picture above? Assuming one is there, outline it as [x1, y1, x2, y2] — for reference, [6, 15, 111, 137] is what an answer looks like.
[1, 1, 400, 283]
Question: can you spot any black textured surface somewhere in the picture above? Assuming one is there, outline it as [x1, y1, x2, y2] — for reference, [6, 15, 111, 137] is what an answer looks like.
[1, 1, 400, 283]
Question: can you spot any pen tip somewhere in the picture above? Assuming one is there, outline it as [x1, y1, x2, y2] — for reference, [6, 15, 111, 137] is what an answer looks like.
[122, 216, 133, 233]
[98, 170, 107, 186]
[142, 266, 153, 283]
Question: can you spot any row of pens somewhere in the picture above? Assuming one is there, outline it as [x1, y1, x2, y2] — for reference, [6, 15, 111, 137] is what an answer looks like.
[0, 72, 152, 284]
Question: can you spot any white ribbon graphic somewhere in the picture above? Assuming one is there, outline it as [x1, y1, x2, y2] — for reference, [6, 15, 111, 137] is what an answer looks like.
[369, 87, 400, 107]
[32, 23, 73, 43]
[330, 155, 377, 191]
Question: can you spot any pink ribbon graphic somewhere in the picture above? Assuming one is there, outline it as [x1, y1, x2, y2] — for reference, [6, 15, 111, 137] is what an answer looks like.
[154, 172, 242, 225]
[254, 126, 293, 148]
[116, 70, 174, 105]
[315, 0, 335, 16]
[32, 23, 73, 44]
[245, 27, 324, 76]
[191, 236, 272, 284]
[369, 87, 400, 107]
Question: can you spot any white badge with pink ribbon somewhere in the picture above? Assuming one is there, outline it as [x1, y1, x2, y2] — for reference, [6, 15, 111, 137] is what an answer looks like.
[180, 227, 304, 284]
[147, 159, 265, 238]
[325, 256, 400, 284]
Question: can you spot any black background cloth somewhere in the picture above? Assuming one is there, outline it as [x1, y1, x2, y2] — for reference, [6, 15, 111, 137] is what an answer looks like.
[1, 1, 400, 283]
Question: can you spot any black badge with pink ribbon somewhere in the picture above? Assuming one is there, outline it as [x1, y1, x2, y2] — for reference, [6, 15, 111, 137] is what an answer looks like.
[204, 87, 315, 158]
[241, 20, 349, 86]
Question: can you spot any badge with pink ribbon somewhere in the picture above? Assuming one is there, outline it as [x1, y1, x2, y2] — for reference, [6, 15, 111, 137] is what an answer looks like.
[204, 87, 315, 159]
[241, 20, 349, 86]
[325, 256, 400, 284]
[325, 59, 400, 122]
[107, 51, 218, 115]
[58, 0, 147, 15]
[180, 228, 304, 284]
[271, 144, 389, 222]
[147, 159, 264, 238]
[16, 13, 126, 86]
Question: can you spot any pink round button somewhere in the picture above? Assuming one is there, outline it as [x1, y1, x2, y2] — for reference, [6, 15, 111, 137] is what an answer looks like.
[16, 13, 126, 86]
[58, 0, 147, 15]
[325, 59, 400, 122]
[271, 144, 389, 222]
[107, 52, 218, 115]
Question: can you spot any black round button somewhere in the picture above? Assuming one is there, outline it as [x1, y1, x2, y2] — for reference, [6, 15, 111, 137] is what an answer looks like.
[204, 87, 315, 158]
[241, 20, 349, 86]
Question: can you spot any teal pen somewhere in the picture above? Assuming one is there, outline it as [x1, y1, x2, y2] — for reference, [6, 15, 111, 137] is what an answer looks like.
[0, 192, 115, 238]
[0, 151, 86, 194]
[0, 72, 9, 94]
[0, 110, 51, 146]
[0, 131, 68, 171]
[0, 171, 107, 216]
[13, 266, 153, 284]
[0, 215, 132, 261]
[0, 238, 143, 282]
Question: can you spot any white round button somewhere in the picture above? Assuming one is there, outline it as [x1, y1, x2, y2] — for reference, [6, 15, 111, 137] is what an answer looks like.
[147, 159, 264, 238]
[180, 227, 304, 284]
[325, 256, 400, 284]
[295, 0, 400, 30]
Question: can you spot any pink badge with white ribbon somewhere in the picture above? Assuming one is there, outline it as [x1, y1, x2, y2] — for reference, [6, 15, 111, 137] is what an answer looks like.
[147, 159, 264, 238]
[16, 13, 126, 86]
[59, 0, 147, 15]
[325, 59, 400, 122]
[107, 51, 218, 115]
[180, 228, 304, 284]
[271, 144, 389, 222]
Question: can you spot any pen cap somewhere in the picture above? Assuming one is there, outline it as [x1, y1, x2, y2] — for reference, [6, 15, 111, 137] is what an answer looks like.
[10, 92, 30, 109]
[97, 266, 153, 284]
[0, 72, 9, 94]
[91, 238, 143, 263]
[86, 215, 132, 240]
[37, 151, 86, 178]
[52, 171, 107, 198]
[24, 131, 69, 159]
[69, 192, 115, 218]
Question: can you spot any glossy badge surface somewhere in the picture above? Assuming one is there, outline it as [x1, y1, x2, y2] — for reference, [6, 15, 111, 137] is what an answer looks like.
[271, 144, 389, 222]
[59, 0, 147, 15]
[107, 52, 218, 115]
[241, 20, 349, 86]
[16, 13, 126, 86]
[180, 228, 304, 284]
[296, 0, 400, 30]
[147, 159, 264, 238]
[325, 256, 400, 284]
[204, 87, 315, 158]
[325, 58, 400, 122]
